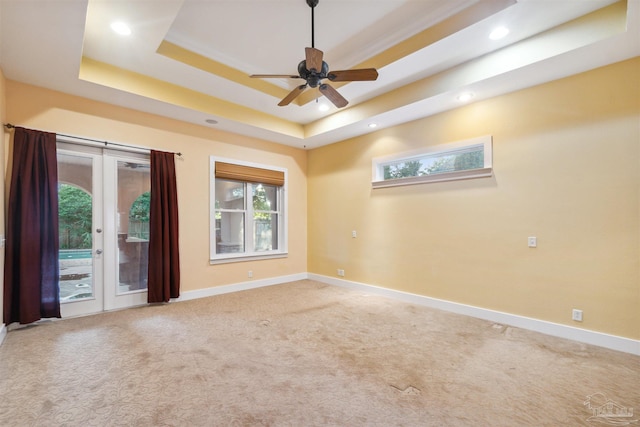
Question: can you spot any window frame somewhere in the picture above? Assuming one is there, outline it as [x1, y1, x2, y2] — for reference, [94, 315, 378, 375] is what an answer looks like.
[371, 135, 493, 188]
[209, 157, 288, 264]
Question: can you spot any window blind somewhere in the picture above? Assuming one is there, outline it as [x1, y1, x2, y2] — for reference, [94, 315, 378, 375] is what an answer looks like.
[215, 162, 284, 186]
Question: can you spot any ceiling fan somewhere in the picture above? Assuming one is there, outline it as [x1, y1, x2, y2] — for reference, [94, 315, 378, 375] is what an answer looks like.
[249, 0, 378, 108]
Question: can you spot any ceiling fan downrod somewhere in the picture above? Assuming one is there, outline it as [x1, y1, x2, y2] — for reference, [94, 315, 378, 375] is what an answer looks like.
[307, 0, 319, 48]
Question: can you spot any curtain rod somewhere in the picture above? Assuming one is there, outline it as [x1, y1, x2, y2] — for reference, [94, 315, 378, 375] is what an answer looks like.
[3, 123, 182, 157]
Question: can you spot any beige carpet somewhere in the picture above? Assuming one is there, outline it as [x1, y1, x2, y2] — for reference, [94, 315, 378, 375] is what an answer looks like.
[0, 280, 638, 426]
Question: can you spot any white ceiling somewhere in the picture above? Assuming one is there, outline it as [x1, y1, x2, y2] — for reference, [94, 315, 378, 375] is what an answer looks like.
[1, 0, 638, 149]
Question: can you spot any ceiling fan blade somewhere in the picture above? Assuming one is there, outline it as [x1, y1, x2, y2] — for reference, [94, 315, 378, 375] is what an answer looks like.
[250, 74, 301, 79]
[305, 47, 324, 72]
[319, 84, 348, 108]
[327, 68, 379, 82]
[278, 84, 307, 106]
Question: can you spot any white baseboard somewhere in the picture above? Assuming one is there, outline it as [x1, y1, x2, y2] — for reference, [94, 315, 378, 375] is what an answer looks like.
[176, 273, 309, 302]
[122, 271, 638, 356]
[0, 324, 7, 347]
[308, 273, 640, 356]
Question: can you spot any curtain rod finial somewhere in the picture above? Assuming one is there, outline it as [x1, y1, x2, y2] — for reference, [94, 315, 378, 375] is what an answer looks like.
[4, 123, 15, 129]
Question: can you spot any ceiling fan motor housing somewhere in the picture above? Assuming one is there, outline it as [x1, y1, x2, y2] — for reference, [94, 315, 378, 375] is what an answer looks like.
[298, 60, 329, 88]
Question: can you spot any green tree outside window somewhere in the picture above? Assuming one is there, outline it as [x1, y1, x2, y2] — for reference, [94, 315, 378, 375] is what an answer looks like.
[58, 184, 92, 249]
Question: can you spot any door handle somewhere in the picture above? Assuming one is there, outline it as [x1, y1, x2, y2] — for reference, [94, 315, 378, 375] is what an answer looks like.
[96, 228, 102, 233]
[96, 249, 103, 255]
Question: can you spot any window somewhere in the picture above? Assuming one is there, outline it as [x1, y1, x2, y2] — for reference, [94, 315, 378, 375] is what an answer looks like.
[210, 158, 287, 263]
[372, 135, 492, 188]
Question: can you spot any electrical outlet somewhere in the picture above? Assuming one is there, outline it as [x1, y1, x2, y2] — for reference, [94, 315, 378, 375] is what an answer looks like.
[248, 270, 253, 278]
[528, 236, 537, 248]
[337, 269, 345, 277]
[352, 230, 357, 238]
[572, 309, 583, 322]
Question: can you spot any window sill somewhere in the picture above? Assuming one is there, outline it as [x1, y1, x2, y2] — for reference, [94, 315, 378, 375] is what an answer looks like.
[209, 252, 288, 265]
[372, 167, 492, 189]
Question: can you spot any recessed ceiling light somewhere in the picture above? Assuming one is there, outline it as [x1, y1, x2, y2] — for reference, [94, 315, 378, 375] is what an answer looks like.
[489, 26, 509, 40]
[456, 92, 475, 102]
[368, 123, 378, 128]
[318, 104, 329, 112]
[110, 21, 132, 36]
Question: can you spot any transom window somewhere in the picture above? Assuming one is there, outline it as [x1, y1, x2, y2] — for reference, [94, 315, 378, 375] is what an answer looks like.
[372, 135, 492, 188]
[210, 158, 287, 263]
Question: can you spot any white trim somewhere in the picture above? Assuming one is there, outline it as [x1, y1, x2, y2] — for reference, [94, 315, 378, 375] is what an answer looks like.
[209, 252, 288, 265]
[57, 135, 151, 155]
[308, 273, 640, 356]
[372, 167, 492, 188]
[174, 273, 308, 302]
[57, 147, 106, 318]
[0, 324, 6, 346]
[4, 273, 635, 356]
[173, 272, 639, 355]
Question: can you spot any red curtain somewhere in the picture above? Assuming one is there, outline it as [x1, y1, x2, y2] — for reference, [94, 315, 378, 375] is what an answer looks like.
[3, 127, 61, 324]
[147, 150, 180, 303]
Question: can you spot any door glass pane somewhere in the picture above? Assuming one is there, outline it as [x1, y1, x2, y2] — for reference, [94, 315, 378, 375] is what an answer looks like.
[117, 160, 150, 294]
[58, 153, 94, 302]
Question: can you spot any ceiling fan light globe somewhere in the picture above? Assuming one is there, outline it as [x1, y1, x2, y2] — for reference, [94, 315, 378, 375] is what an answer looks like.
[320, 61, 329, 76]
[298, 61, 309, 79]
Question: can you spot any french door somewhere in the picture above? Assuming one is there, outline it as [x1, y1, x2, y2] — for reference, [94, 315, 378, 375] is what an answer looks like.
[57, 143, 150, 317]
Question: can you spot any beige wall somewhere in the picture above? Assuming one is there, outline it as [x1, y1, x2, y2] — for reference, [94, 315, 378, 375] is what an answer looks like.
[308, 57, 640, 340]
[2, 58, 638, 342]
[4, 81, 308, 293]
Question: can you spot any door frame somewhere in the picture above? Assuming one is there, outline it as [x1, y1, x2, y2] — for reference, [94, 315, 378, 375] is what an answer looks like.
[57, 144, 105, 318]
[57, 142, 150, 316]
[102, 151, 150, 311]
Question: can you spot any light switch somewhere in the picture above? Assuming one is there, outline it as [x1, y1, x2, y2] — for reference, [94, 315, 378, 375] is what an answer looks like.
[352, 230, 357, 238]
[528, 236, 537, 248]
